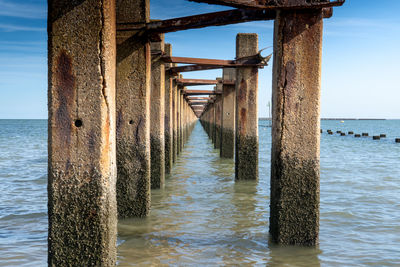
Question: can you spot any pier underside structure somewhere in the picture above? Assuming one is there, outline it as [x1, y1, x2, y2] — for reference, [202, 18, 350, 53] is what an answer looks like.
[48, 0, 344, 264]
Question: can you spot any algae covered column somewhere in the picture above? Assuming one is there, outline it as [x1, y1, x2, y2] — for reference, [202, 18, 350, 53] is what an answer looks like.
[48, 0, 117, 265]
[270, 9, 323, 246]
[164, 43, 174, 172]
[214, 84, 223, 150]
[221, 68, 235, 158]
[150, 37, 165, 189]
[116, 0, 151, 217]
[235, 33, 259, 180]
[173, 80, 179, 160]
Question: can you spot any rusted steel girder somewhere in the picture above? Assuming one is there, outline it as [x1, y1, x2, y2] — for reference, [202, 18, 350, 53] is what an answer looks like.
[187, 96, 211, 100]
[185, 90, 220, 95]
[190, 102, 209, 105]
[176, 78, 235, 86]
[117, 9, 275, 33]
[163, 55, 269, 67]
[168, 64, 229, 75]
[188, 0, 344, 10]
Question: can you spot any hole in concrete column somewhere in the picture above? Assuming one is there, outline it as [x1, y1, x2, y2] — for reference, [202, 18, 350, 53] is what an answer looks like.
[74, 119, 83, 128]
[129, 120, 134, 125]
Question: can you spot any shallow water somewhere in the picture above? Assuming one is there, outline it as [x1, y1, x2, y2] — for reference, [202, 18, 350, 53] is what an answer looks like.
[0, 119, 400, 266]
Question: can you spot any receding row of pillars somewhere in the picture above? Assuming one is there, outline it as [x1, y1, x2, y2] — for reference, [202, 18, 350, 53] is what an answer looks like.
[48, 0, 324, 264]
[199, 33, 259, 182]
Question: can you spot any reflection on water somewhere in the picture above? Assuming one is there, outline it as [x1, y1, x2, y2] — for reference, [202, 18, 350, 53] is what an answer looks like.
[117, 122, 321, 266]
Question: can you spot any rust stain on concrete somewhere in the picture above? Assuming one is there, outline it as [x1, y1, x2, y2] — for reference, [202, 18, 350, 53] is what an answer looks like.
[55, 50, 75, 151]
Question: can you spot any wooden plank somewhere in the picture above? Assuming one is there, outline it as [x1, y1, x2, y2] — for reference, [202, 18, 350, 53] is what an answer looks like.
[188, 0, 345, 10]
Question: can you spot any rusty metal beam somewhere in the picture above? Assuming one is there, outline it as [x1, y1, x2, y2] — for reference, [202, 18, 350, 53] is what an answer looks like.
[176, 78, 235, 86]
[187, 96, 210, 100]
[188, 0, 344, 10]
[163, 56, 268, 67]
[190, 102, 208, 105]
[117, 8, 275, 33]
[185, 90, 220, 95]
[168, 64, 224, 74]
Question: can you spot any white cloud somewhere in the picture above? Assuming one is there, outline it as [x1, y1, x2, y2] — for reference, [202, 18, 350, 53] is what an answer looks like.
[0, 0, 46, 19]
[0, 23, 45, 32]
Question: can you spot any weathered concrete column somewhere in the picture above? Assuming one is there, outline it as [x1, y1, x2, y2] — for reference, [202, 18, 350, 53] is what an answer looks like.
[210, 99, 216, 142]
[235, 33, 259, 180]
[176, 86, 181, 154]
[221, 68, 236, 158]
[173, 82, 179, 160]
[150, 37, 165, 189]
[270, 9, 323, 246]
[116, 0, 151, 217]
[214, 84, 223, 150]
[179, 90, 184, 151]
[48, 0, 117, 265]
[164, 44, 174, 171]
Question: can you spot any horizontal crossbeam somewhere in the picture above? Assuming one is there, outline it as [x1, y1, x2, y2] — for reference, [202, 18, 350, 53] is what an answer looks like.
[176, 78, 235, 86]
[185, 90, 221, 95]
[168, 64, 226, 74]
[164, 56, 267, 67]
[188, 0, 345, 10]
[186, 96, 211, 100]
[190, 102, 208, 105]
[117, 8, 275, 33]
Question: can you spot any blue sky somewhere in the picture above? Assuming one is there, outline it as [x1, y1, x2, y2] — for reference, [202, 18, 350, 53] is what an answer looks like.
[0, 0, 399, 119]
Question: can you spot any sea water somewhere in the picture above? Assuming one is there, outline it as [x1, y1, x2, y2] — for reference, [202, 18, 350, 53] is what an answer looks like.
[0, 119, 399, 266]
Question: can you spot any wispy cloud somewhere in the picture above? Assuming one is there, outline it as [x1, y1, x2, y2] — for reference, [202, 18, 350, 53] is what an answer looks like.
[0, 0, 46, 19]
[0, 23, 45, 32]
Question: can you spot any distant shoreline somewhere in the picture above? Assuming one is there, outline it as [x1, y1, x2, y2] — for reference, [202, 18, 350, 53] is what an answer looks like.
[259, 118, 387, 121]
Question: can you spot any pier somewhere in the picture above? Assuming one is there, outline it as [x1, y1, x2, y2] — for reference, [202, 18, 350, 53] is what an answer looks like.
[48, 0, 344, 264]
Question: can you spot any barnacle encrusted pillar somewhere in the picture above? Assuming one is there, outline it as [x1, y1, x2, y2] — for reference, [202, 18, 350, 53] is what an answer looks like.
[164, 44, 174, 172]
[116, 0, 151, 217]
[173, 81, 179, 160]
[235, 33, 259, 180]
[270, 9, 323, 246]
[150, 36, 165, 189]
[48, 0, 117, 265]
[180, 90, 184, 151]
[214, 84, 223, 150]
[221, 68, 235, 158]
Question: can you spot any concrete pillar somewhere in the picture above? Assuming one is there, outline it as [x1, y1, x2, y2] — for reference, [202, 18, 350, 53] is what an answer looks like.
[214, 84, 223, 150]
[180, 90, 184, 151]
[221, 68, 236, 158]
[176, 86, 181, 154]
[164, 44, 174, 171]
[173, 81, 179, 160]
[270, 10, 323, 246]
[235, 33, 259, 180]
[210, 99, 216, 142]
[48, 0, 117, 265]
[116, 0, 151, 217]
[150, 37, 165, 189]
